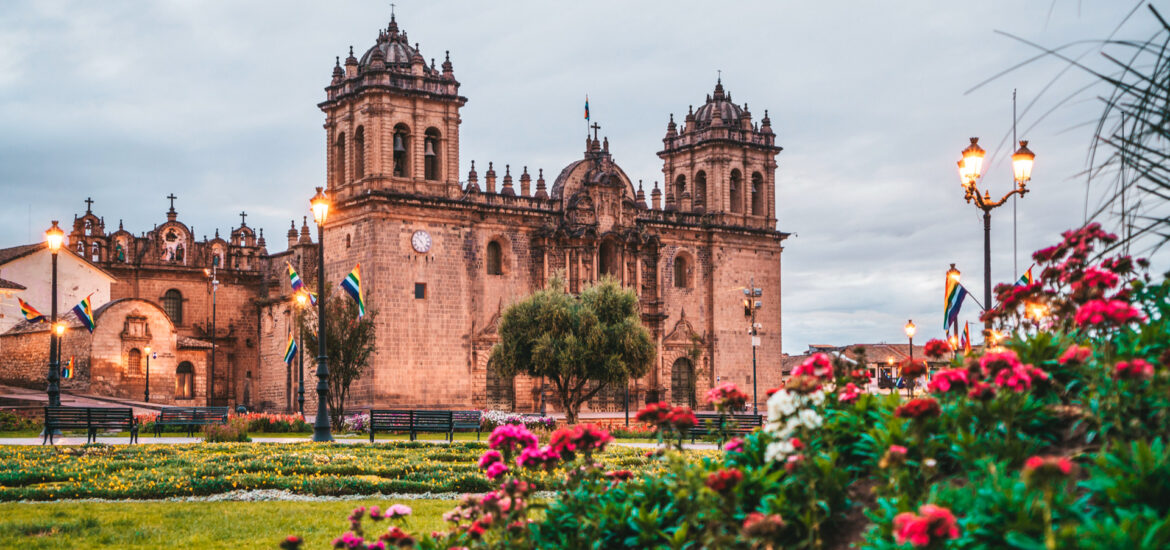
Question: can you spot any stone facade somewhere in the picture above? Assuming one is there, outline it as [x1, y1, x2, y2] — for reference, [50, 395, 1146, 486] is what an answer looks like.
[1, 14, 789, 414]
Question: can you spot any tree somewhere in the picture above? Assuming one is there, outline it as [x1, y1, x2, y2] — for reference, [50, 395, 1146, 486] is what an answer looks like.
[490, 275, 656, 424]
[300, 288, 377, 425]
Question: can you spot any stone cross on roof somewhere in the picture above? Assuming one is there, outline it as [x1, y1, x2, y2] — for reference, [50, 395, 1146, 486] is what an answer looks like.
[239, 211, 248, 226]
[166, 193, 178, 212]
[590, 122, 600, 141]
[84, 197, 94, 213]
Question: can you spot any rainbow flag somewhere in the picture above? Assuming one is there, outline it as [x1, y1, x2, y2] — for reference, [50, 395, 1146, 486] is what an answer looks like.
[18, 298, 46, 323]
[340, 264, 365, 318]
[1015, 265, 1034, 286]
[61, 357, 74, 379]
[944, 279, 968, 331]
[71, 294, 95, 333]
[961, 322, 972, 353]
[287, 263, 316, 305]
[584, 95, 590, 121]
[283, 332, 297, 364]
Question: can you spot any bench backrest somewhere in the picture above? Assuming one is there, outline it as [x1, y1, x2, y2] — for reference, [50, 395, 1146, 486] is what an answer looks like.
[158, 407, 229, 423]
[369, 410, 413, 430]
[413, 410, 453, 429]
[452, 410, 482, 428]
[45, 406, 133, 428]
[692, 413, 763, 434]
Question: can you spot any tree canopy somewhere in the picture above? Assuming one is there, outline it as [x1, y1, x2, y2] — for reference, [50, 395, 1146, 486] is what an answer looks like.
[490, 275, 656, 424]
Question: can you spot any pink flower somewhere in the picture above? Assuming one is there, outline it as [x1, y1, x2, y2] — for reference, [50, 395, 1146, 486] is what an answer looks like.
[1074, 299, 1145, 328]
[784, 453, 804, 472]
[1077, 267, 1120, 290]
[706, 382, 750, 411]
[742, 512, 785, 538]
[478, 450, 502, 470]
[1114, 358, 1155, 380]
[980, 350, 1024, 377]
[1058, 344, 1092, 365]
[724, 438, 745, 453]
[488, 424, 538, 454]
[888, 445, 908, 456]
[895, 398, 941, 419]
[484, 462, 509, 480]
[928, 368, 969, 394]
[1022, 455, 1075, 488]
[791, 353, 834, 379]
[704, 468, 743, 493]
[386, 504, 411, 519]
[516, 445, 561, 470]
[968, 381, 996, 400]
[894, 504, 960, 547]
[838, 382, 861, 403]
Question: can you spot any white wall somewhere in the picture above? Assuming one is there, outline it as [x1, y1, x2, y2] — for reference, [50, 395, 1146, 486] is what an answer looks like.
[0, 248, 113, 334]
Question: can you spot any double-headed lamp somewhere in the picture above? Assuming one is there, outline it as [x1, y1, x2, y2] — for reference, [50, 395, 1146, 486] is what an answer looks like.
[45, 221, 65, 253]
[1012, 140, 1035, 184]
[958, 137, 985, 186]
[310, 187, 330, 226]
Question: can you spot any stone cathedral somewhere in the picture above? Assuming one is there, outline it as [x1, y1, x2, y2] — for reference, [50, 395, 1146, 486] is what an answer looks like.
[272, 14, 789, 413]
[1, 14, 787, 414]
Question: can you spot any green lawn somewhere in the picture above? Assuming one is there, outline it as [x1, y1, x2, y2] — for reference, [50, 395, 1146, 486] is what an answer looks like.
[0, 499, 452, 549]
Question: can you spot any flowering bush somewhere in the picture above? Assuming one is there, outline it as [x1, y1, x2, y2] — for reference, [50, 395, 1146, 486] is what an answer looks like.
[893, 504, 960, 547]
[480, 410, 555, 431]
[923, 338, 952, 359]
[705, 382, 750, 412]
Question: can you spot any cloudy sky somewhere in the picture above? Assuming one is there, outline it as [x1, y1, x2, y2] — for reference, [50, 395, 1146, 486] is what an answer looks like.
[1, 1, 1163, 353]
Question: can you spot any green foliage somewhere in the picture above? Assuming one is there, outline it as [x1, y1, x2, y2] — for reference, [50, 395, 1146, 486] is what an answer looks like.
[490, 275, 655, 424]
[0, 411, 40, 432]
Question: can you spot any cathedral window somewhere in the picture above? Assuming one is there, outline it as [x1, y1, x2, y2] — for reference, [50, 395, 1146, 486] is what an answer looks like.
[128, 348, 143, 374]
[414, 283, 427, 299]
[346, 234, 352, 249]
[176, 362, 194, 399]
[393, 124, 411, 178]
[91, 242, 100, 262]
[751, 172, 765, 216]
[673, 254, 690, 288]
[162, 289, 183, 325]
[424, 128, 441, 181]
[486, 241, 503, 275]
[729, 169, 743, 214]
[599, 240, 620, 278]
[694, 171, 707, 211]
[674, 174, 686, 199]
[334, 133, 346, 185]
[354, 126, 365, 180]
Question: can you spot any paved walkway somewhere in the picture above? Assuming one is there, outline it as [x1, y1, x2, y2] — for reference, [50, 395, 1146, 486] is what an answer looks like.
[0, 384, 162, 415]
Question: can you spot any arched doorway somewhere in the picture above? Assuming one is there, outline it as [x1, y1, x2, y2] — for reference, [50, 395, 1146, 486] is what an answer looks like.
[176, 362, 194, 399]
[670, 357, 696, 408]
[599, 240, 621, 278]
[486, 360, 515, 411]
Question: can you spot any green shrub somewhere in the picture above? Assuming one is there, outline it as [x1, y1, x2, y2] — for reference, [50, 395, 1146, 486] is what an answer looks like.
[203, 418, 251, 443]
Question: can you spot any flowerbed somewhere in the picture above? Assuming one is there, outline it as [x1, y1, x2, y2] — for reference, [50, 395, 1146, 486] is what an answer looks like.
[0, 441, 670, 501]
[292, 224, 1170, 549]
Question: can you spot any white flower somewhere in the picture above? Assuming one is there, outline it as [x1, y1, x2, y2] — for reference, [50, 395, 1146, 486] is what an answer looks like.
[809, 390, 826, 407]
[767, 389, 798, 420]
[798, 409, 823, 430]
[924, 458, 937, 468]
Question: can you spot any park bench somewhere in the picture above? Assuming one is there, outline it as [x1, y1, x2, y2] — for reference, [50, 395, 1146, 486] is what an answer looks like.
[689, 412, 764, 446]
[369, 409, 484, 442]
[452, 410, 483, 441]
[42, 406, 138, 445]
[153, 406, 229, 437]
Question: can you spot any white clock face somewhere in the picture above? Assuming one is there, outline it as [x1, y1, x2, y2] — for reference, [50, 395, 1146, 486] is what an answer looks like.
[411, 230, 432, 253]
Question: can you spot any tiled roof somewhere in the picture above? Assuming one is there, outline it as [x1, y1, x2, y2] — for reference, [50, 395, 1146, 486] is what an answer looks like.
[0, 277, 25, 291]
[0, 243, 43, 265]
[178, 336, 213, 349]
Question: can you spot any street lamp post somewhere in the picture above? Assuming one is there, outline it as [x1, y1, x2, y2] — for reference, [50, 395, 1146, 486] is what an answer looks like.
[956, 138, 1035, 333]
[204, 266, 219, 405]
[44, 221, 64, 408]
[295, 291, 307, 416]
[144, 345, 152, 403]
[310, 187, 333, 442]
[904, 320, 916, 398]
[743, 280, 763, 415]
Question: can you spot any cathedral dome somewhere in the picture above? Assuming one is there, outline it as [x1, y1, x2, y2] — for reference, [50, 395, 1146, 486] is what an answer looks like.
[360, 39, 417, 66]
[693, 80, 744, 127]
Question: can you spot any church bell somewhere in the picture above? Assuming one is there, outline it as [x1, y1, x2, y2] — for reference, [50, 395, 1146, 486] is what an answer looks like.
[394, 134, 405, 152]
[424, 139, 436, 156]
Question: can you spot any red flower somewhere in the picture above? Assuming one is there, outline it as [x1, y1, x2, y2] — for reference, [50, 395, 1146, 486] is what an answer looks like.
[705, 382, 750, 412]
[605, 469, 634, 482]
[635, 402, 671, 426]
[1114, 358, 1155, 380]
[1074, 299, 1145, 328]
[968, 381, 996, 400]
[765, 386, 782, 397]
[923, 339, 952, 359]
[1077, 267, 1120, 290]
[895, 398, 941, 419]
[791, 353, 834, 379]
[979, 350, 1023, 377]
[900, 359, 928, 379]
[705, 468, 744, 493]
[1058, 344, 1092, 365]
[784, 453, 804, 472]
[742, 512, 785, 538]
[1022, 455, 1075, 488]
[894, 504, 960, 547]
[927, 368, 969, 394]
[666, 407, 697, 430]
[838, 382, 862, 403]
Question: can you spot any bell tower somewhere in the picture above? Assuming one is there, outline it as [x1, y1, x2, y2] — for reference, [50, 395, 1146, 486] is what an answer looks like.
[657, 79, 781, 229]
[319, 14, 468, 200]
